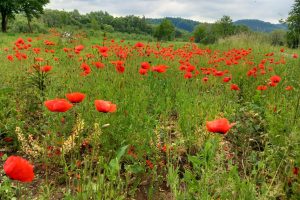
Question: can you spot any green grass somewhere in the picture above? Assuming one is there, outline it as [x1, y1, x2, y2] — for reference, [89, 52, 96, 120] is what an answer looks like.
[0, 30, 300, 199]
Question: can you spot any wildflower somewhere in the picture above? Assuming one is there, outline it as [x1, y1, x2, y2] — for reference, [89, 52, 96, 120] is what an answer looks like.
[7, 55, 14, 61]
[139, 68, 148, 75]
[135, 42, 144, 48]
[141, 62, 151, 70]
[93, 61, 105, 69]
[152, 65, 168, 73]
[4, 156, 34, 182]
[75, 45, 84, 52]
[44, 99, 73, 112]
[41, 65, 52, 72]
[270, 75, 281, 83]
[146, 160, 154, 169]
[257, 85, 268, 91]
[223, 76, 231, 83]
[285, 86, 293, 91]
[66, 92, 86, 103]
[230, 84, 240, 91]
[184, 72, 193, 79]
[202, 77, 209, 82]
[206, 118, 236, 134]
[95, 100, 117, 113]
[81, 63, 91, 76]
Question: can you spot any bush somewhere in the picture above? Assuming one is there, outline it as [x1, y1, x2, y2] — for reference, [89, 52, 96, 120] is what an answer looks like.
[269, 29, 286, 46]
[9, 15, 48, 34]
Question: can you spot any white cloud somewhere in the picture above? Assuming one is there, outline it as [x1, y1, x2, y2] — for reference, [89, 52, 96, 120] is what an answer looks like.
[46, 0, 295, 23]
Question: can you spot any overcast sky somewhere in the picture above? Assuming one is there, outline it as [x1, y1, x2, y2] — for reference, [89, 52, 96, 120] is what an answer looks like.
[46, 0, 294, 23]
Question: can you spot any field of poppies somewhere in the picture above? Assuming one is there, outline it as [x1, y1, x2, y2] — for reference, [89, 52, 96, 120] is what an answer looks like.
[0, 30, 300, 199]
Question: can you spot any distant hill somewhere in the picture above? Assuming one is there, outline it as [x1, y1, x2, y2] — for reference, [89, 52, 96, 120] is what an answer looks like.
[147, 18, 287, 33]
[234, 19, 287, 32]
[147, 17, 200, 32]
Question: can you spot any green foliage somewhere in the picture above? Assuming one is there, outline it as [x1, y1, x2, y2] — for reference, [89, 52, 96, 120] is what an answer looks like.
[0, 175, 17, 200]
[269, 29, 287, 46]
[286, 0, 300, 48]
[214, 15, 235, 37]
[193, 16, 250, 44]
[0, 0, 48, 32]
[10, 15, 47, 33]
[42, 10, 153, 35]
[154, 18, 175, 41]
[193, 23, 217, 44]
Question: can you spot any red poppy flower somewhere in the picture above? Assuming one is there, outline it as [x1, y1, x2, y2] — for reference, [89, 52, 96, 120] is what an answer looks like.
[139, 68, 148, 75]
[80, 63, 91, 76]
[93, 61, 105, 69]
[270, 75, 281, 83]
[146, 160, 154, 169]
[41, 65, 52, 72]
[75, 45, 84, 52]
[7, 55, 14, 61]
[135, 42, 144, 48]
[257, 85, 268, 91]
[203, 77, 209, 82]
[230, 84, 240, 91]
[223, 76, 231, 83]
[4, 156, 34, 182]
[44, 99, 73, 112]
[206, 118, 235, 134]
[95, 100, 117, 113]
[141, 62, 151, 69]
[35, 57, 44, 62]
[268, 81, 277, 87]
[285, 86, 293, 91]
[66, 92, 86, 103]
[293, 53, 298, 59]
[184, 72, 193, 79]
[116, 65, 125, 73]
[152, 65, 168, 73]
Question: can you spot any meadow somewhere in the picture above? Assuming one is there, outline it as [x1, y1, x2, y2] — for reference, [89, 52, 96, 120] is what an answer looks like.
[0, 30, 300, 199]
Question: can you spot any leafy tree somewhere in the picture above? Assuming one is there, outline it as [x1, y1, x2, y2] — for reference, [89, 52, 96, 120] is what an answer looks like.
[0, 0, 19, 32]
[21, 0, 49, 32]
[154, 19, 175, 41]
[286, 0, 300, 48]
[214, 15, 235, 37]
[193, 24, 217, 44]
[0, 0, 48, 32]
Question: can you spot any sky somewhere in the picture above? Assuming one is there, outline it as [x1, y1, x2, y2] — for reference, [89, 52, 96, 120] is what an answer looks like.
[46, 0, 295, 23]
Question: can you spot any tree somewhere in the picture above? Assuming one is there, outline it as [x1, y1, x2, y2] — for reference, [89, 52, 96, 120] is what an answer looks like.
[154, 19, 175, 41]
[193, 24, 217, 44]
[21, 0, 49, 32]
[0, 0, 48, 32]
[214, 15, 235, 37]
[0, 0, 19, 32]
[286, 0, 300, 48]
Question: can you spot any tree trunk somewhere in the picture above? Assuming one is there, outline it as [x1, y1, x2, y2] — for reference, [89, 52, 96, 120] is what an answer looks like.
[27, 18, 33, 33]
[1, 12, 7, 32]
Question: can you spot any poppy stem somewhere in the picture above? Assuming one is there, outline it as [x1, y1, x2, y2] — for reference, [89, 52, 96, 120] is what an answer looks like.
[293, 92, 300, 126]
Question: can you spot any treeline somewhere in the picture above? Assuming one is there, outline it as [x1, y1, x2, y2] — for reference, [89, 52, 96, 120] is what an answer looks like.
[147, 17, 199, 32]
[3, 8, 297, 48]
[42, 9, 153, 35]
